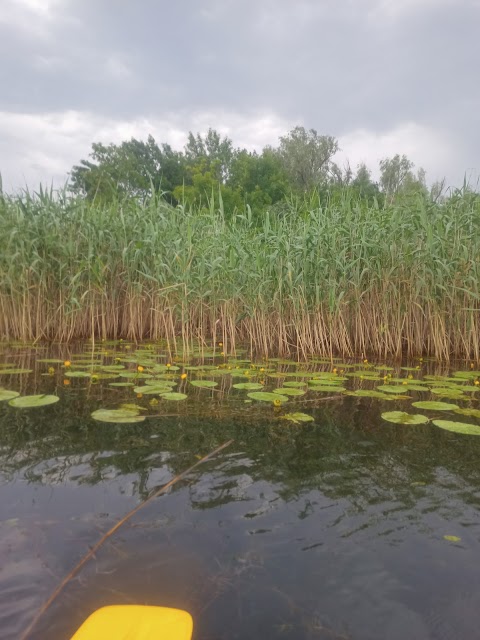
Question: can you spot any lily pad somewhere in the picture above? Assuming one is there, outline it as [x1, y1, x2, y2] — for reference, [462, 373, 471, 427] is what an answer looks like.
[381, 411, 429, 425]
[0, 369, 33, 375]
[36, 358, 65, 363]
[412, 401, 459, 411]
[247, 392, 289, 403]
[189, 380, 218, 388]
[376, 385, 411, 394]
[160, 392, 188, 401]
[283, 381, 307, 388]
[65, 371, 92, 378]
[432, 420, 480, 436]
[133, 384, 174, 394]
[273, 387, 306, 397]
[232, 382, 264, 390]
[91, 408, 145, 423]
[9, 394, 60, 408]
[346, 390, 391, 399]
[453, 408, 480, 419]
[0, 389, 20, 402]
[109, 382, 135, 387]
[308, 385, 346, 392]
[281, 412, 314, 424]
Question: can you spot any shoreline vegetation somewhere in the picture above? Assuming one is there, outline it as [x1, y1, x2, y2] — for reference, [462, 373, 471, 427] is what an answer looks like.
[1, 127, 479, 359]
[0, 185, 479, 360]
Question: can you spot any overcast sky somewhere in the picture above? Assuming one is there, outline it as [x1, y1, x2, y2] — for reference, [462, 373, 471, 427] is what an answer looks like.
[1, 0, 479, 191]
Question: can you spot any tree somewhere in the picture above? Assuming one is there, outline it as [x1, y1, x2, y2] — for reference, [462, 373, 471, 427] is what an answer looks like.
[351, 163, 381, 201]
[277, 126, 338, 192]
[184, 128, 235, 183]
[379, 154, 426, 200]
[228, 148, 289, 208]
[70, 136, 186, 202]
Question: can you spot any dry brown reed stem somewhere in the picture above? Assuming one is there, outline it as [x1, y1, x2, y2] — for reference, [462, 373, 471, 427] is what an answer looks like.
[19, 439, 234, 640]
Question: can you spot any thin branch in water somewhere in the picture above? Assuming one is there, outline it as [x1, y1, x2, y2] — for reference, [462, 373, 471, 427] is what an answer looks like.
[20, 439, 234, 640]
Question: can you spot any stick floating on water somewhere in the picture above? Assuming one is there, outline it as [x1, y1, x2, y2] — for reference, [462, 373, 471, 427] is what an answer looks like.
[20, 439, 234, 640]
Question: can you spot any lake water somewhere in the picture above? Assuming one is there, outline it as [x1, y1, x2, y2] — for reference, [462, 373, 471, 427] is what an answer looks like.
[1, 343, 480, 639]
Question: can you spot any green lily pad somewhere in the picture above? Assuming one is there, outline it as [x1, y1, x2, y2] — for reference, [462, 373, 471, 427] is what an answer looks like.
[453, 408, 480, 418]
[432, 420, 480, 436]
[281, 412, 314, 424]
[119, 403, 147, 412]
[381, 411, 429, 425]
[65, 371, 92, 378]
[109, 382, 135, 387]
[283, 381, 307, 388]
[189, 380, 218, 388]
[91, 408, 145, 423]
[308, 385, 346, 392]
[36, 358, 65, 363]
[430, 389, 467, 399]
[412, 401, 459, 411]
[0, 389, 20, 402]
[160, 392, 188, 401]
[376, 385, 411, 394]
[273, 387, 306, 396]
[406, 385, 430, 392]
[9, 394, 60, 408]
[0, 369, 33, 375]
[133, 384, 174, 394]
[247, 392, 289, 402]
[232, 382, 264, 390]
[346, 390, 391, 398]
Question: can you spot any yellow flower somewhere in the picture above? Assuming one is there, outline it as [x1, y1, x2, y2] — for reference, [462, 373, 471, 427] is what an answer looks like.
[136, 393, 143, 399]
[64, 360, 71, 367]
[333, 367, 337, 374]
[166, 363, 171, 368]
[402, 380, 408, 385]
[63, 378, 70, 386]
[474, 379, 479, 386]
[363, 359, 368, 364]
[273, 398, 282, 407]
[137, 365, 144, 372]
[471, 362, 475, 369]
[48, 367, 55, 376]
[408, 374, 413, 379]
[180, 373, 187, 380]
[221, 351, 225, 356]
[218, 342, 223, 347]
[149, 398, 159, 406]
[260, 367, 265, 373]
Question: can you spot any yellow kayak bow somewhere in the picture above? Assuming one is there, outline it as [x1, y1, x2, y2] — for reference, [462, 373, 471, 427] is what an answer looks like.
[70, 605, 193, 640]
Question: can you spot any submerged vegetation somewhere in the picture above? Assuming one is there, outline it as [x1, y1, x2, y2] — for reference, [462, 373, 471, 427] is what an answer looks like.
[1, 183, 479, 359]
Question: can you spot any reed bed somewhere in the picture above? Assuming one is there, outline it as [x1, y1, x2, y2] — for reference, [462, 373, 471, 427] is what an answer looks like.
[0, 188, 479, 360]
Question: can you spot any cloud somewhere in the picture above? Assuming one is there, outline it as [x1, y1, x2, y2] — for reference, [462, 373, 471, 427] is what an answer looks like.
[0, 0, 479, 190]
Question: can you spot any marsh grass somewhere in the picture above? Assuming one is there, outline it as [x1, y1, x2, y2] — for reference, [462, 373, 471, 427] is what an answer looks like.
[0, 187, 479, 359]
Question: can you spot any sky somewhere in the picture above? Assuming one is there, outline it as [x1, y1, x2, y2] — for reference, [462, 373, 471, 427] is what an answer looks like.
[0, 0, 479, 191]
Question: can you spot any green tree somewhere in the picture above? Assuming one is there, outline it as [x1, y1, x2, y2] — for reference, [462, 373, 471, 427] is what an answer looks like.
[379, 154, 426, 200]
[277, 126, 338, 192]
[228, 148, 289, 208]
[70, 136, 186, 202]
[184, 128, 235, 183]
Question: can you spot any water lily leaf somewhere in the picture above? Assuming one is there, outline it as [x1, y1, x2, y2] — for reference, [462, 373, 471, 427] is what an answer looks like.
[91, 408, 145, 423]
[232, 382, 264, 390]
[281, 412, 314, 424]
[65, 371, 91, 378]
[381, 411, 429, 425]
[0, 369, 33, 375]
[283, 381, 307, 388]
[273, 387, 306, 396]
[189, 380, 218, 388]
[160, 392, 188, 401]
[443, 535, 461, 542]
[346, 390, 391, 398]
[247, 392, 289, 402]
[376, 385, 411, 394]
[133, 384, 174, 394]
[430, 389, 467, 399]
[36, 358, 65, 363]
[109, 382, 135, 387]
[406, 385, 430, 392]
[309, 385, 346, 392]
[0, 388, 20, 402]
[453, 408, 480, 419]
[9, 394, 60, 408]
[412, 401, 459, 411]
[432, 420, 480, 436]
[119, 403, 147, 412]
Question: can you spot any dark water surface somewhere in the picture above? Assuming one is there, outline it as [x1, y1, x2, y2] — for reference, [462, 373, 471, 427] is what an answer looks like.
[1, 344, 480, 639]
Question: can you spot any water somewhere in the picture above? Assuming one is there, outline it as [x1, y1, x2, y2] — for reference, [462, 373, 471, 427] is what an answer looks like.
[1, 344, 480, 639]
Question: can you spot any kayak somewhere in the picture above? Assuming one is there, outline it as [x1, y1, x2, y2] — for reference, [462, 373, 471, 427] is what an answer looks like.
[70, 605, 193, 640]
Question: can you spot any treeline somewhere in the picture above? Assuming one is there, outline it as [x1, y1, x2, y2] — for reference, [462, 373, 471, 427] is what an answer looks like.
[69, 126, 442, 212]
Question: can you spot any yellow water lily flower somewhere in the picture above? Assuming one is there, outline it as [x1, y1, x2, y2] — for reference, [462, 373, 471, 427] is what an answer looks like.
[64, 360, 71, 367]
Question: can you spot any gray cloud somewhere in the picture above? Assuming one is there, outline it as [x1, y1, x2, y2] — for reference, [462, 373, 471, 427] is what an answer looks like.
[0, 0, 478, 189]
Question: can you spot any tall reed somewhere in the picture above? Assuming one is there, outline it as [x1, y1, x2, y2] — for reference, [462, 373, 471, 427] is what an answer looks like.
[0, 187, 479, 360]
